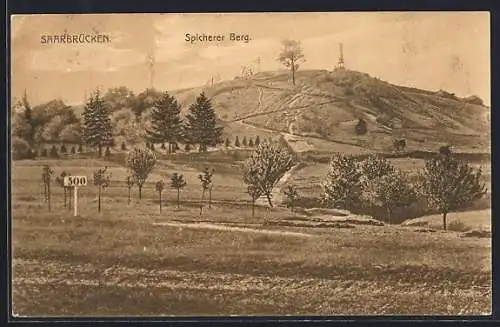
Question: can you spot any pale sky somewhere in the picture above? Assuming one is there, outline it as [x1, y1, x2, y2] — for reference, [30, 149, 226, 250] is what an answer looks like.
[11, 12, 490, 106]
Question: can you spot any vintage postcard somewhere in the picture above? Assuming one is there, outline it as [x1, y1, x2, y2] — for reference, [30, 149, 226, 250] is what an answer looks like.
[10, 12, 491, 316]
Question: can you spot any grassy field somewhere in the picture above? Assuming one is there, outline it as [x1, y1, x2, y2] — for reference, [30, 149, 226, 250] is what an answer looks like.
[11, 155, 492, 316]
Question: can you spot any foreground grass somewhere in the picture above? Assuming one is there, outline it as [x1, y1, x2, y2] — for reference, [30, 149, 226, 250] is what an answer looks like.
[11, 198, 491, 316]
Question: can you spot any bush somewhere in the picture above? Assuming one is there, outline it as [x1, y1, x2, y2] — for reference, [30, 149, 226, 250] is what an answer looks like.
[12, 137, 32, 160]
[121, 141, 127, 151]
[184, 143, 191, 152]
[41, 148, 48, 157]
[49, 145, 59, 158]
[60, 144, 67, 153]
[355, 118, 368, 135]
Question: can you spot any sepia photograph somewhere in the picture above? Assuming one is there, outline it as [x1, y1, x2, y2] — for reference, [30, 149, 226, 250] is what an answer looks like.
[10, 12, 491, 316]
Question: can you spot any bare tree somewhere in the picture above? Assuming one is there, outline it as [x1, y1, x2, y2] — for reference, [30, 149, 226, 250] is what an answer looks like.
[277, 39, 305, 85]
[155, 180, 165, 213]
[93, 166, 111, 213]
[41, 165, 54, 211]
[283, 185, 299, 214]
[170, 173, 187, 208]
[126, 175, 134, 205]
[199, 168, 215, 215]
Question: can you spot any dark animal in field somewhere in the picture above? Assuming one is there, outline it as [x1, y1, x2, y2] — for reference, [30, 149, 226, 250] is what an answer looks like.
[393, 138, 406, 152]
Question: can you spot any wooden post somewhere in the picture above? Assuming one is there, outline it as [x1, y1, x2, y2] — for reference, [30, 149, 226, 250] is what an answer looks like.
[74, 186, 78, 217]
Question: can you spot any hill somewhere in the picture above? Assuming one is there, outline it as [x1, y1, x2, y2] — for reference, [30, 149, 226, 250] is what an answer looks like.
[169, 68, 490, 153]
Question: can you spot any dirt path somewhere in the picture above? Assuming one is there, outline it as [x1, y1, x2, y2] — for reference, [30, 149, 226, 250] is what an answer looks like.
[152, 221, 316, 237]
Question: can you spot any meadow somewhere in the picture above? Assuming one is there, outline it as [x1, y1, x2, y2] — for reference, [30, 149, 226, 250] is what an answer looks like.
[11, 152, 492, 316]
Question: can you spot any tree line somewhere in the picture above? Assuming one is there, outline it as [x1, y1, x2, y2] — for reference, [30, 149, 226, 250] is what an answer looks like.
[38, 138, 485, 231]
[12, 88, 225, 159]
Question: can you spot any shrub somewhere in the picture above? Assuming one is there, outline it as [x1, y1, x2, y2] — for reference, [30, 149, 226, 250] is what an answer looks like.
[49, 145, 59, 158]
[354, 118, 368, 135]
[184, 143, 192, 152]
[12, 137, 32, 160]
[60, 144, 67, 153]
[41, 148, 48, 157]
[121, 141, 127, 151]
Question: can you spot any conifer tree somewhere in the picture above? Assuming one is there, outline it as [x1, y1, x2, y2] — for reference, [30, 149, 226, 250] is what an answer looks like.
[82, 90, 114, 157]
[225, 137, 230, 147]
[254, 135, 260, 146]
[184, 92, 223, 152]
[146, 92, 183, 154]
[235, 136, 241, 147]
[248, 138, 254, 147]
[242, 136, 248, 147]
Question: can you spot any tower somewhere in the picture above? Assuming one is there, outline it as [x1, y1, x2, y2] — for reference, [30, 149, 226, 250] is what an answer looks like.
[337, 43, 345, 69]
[147, 53, 155, 89]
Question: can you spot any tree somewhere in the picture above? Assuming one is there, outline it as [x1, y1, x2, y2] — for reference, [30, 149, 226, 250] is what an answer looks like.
[126, 175, 134, 205]
[225, 137, 230, 147]
[277, 39, 305, 85]
[93, 166, 111, 212]
[82, 90, 114, 157]
[170, 173, 187, 208]
[362, 170, 417, 223]
[242, 136, 248, 147]
[247, 185, 262, 222]
[248, 138, 254, 147]
[184, 92, 224, 152]
[60, 123, 82, 144]
[355, 118, 368, 135]
[358, 154, 395, 189]
[126, 148, 157, 200]
[121, 141, 127, 151]
[146, 91, 183, 154]
[421, 156, 486, 231]
[60, 144, 67, 154]
[184, 143, 192, 152]
[155, 180, 165, 213]
[198, 168, 215, 215]
[283, 185, 299, 213]
[235, 136, 240, 147]
[41, 165, 54, 211]
[321, 153, 362, 211]
[243, 141, 295, 207]
[254, 135, 261, 146]
[12, 92, 35, 147]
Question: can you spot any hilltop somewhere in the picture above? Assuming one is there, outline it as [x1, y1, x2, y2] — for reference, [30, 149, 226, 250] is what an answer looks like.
[169, 68, 490, 153]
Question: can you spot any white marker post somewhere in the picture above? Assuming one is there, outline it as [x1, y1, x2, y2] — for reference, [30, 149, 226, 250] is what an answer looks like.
[64, 176, 88, 217]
